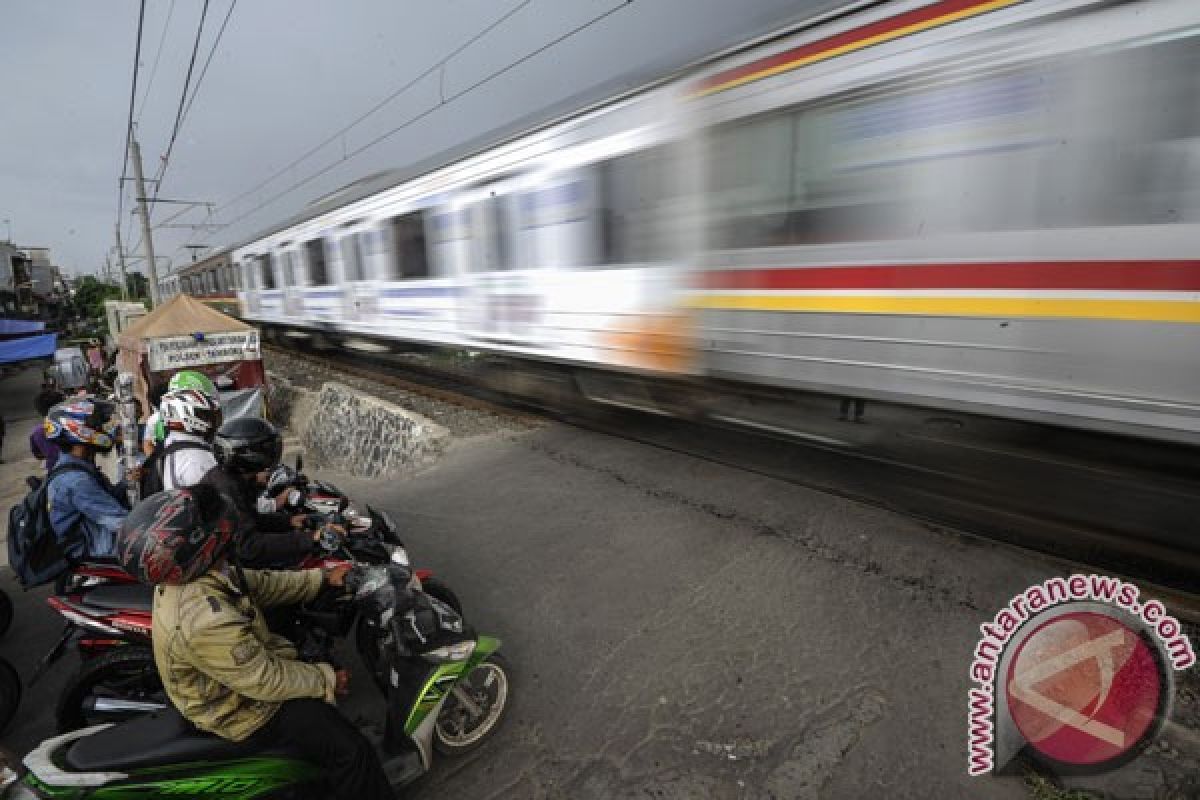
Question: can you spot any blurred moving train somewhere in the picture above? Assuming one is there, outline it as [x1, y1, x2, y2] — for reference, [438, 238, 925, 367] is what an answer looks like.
[163, 0, 1200, 446]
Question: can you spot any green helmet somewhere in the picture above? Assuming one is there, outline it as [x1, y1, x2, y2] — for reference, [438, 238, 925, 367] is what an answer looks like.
[168, 370, 218, 401]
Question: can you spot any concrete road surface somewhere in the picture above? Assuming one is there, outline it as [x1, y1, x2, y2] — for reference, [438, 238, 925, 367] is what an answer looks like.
[2, 364, 1194, 798]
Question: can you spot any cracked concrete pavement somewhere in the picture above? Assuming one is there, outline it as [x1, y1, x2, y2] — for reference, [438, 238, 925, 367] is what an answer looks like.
[332, 424, 1076, 799]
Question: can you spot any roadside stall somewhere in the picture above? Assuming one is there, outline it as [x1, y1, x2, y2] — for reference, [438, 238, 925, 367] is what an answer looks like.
[115, 294, 265, 420]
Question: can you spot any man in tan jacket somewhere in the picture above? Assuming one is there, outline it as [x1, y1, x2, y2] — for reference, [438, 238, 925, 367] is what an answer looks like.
[119, 485, 393, 800]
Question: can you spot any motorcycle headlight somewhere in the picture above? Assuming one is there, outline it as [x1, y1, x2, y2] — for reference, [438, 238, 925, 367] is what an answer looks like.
[424, 640, 476, 664]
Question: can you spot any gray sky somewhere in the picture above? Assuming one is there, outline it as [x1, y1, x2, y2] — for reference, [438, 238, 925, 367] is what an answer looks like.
[2, 0, 837, 279]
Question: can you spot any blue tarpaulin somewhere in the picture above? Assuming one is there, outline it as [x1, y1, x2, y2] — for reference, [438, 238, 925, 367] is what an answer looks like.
[0, 333, 57, 364]
[0, 319, 45, 335]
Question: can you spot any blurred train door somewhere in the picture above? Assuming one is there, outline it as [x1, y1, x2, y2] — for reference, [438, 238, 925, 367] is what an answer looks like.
[461, 186, 546, 348]
[333, 225, 382, 329]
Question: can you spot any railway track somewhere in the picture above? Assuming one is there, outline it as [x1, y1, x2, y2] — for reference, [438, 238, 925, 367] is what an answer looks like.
[266, 342, 1200, 612]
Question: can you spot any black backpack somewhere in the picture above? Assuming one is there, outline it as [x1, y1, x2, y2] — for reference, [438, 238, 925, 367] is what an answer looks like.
[140, 440, 212, 497]
[7, 462, 95, 587]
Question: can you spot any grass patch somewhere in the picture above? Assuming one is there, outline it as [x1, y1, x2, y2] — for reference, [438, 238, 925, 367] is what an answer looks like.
[1023, 769, 1100, 800]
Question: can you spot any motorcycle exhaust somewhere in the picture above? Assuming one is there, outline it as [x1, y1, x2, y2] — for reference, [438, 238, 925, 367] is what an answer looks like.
[82, 696, 168, 714]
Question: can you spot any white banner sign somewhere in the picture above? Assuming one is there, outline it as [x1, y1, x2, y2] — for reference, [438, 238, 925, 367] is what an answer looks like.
[147, 331, 261, 371]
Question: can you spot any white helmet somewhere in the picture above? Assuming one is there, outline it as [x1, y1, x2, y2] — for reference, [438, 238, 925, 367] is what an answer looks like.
[160, 388, 223, 438]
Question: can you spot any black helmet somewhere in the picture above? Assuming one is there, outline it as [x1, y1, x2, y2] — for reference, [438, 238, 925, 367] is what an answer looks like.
[117, 485, 248, 585]
[214, 417, 283, 475]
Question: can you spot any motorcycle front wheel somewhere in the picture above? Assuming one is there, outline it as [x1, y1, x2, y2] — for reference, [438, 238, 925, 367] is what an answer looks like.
[433, 652, 511, 756]
[56, 646, 167, 732]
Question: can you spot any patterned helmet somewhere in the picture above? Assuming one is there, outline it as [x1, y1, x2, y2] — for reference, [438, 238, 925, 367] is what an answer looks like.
[161, 388, 223, 437]
[44, 396, 118, 451]
[117, 485, 248, 585]
[168, 370, 219, 401]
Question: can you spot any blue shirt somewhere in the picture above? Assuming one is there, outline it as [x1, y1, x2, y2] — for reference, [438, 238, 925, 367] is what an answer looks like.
[47, 453, 129, 560]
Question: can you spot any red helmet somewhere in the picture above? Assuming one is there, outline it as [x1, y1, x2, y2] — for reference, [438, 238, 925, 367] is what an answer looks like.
[117, 485, 248, 585]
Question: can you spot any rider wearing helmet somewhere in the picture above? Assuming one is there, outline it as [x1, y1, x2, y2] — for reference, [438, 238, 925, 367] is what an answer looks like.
[44, 396, 130, 559]
[118, 487, 392, 800]
[158, 379, 222, 491]
[201, 417, 319, 567]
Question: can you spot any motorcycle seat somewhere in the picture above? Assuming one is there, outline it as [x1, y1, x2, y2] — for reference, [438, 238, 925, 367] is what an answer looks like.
[64, 708, 303, 772]
[79, 584, 154, 614]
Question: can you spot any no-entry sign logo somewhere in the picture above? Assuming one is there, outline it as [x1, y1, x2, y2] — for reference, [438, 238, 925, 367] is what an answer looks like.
[1005, 611, 1163, 768]
[967, 574, 1194, 777]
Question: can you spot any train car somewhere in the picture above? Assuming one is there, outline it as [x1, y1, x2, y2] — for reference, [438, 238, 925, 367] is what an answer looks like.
[686, 0, 1200, 445]
[164, 250, 243, 317]
[223, 0, 1199, 446]
[235, 84, 694, 376]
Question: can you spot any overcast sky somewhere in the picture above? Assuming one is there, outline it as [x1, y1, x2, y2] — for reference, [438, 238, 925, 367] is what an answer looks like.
[2, 0, 839, 279]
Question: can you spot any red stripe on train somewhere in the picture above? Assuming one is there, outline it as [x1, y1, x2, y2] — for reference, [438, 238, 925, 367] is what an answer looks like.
[699, 262, 1200, 291]
[695, 0, 1014, 93]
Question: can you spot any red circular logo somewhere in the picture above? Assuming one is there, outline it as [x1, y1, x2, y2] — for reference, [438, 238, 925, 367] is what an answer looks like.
[1006, 611, 1164, 767]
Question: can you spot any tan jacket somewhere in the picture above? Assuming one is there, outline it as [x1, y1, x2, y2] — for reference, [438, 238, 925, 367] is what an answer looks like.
[152, 568, 337, 742]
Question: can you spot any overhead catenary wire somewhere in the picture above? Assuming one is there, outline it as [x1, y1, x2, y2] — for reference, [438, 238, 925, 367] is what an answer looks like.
[129, 0, 232, 259]
[179, 0, 239, 128]
[153, 0, 210, 198]
[203, 0, 634, 242]
[134, 0, 178, 123]
[115, 0, 148, 257]
[214, 0, 535, 216]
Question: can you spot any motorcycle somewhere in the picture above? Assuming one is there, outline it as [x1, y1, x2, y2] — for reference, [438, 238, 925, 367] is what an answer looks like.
[2, 563, 510, 799]
[41, 509, 462, 732]
[263, 457, 387, 537]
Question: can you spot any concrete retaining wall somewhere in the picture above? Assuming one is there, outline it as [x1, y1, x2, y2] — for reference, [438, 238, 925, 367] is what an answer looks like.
[267, 375, 448, 479]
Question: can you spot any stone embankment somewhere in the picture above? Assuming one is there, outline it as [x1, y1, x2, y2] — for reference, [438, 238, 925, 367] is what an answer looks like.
[264, 349, 535, 479]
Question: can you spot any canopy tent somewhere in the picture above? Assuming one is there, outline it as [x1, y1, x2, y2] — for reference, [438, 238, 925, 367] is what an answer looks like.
[116, 294, 265, 418]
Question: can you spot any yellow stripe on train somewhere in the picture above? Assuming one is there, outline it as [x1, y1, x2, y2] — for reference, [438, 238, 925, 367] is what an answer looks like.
[688, 294, 1200, 323]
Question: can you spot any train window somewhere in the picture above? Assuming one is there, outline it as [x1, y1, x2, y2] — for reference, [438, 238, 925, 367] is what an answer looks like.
[596, 146, 682, 265]
[707, 34, 1200, 248]
[388, 211, 429, 279]
[516, 179, 595, 267]
[340, 234, 366, 282]
[257, 255, 275, 290]
[305, 239, 329, 286]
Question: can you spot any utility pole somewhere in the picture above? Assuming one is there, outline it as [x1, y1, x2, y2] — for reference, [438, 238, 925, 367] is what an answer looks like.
[129, 135, 160, 308]
[114, 222, 130, 301]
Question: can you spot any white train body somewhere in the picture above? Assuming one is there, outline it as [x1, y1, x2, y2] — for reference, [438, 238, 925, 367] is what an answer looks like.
[234, 0, 1200, 444]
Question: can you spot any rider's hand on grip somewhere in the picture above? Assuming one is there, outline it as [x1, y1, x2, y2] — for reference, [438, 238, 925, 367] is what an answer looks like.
[334, 668, 351, 697]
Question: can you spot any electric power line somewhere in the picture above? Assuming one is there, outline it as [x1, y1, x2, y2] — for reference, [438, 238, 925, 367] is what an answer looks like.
[204, 0, 634, 242]
[127, 0, 236, 258]
[215, 0, 534, 216]
[115, 0, 148, 239]
[134, 0, 177, 123]
[180, 0, 239, 128]
[155, 0, 210, 191]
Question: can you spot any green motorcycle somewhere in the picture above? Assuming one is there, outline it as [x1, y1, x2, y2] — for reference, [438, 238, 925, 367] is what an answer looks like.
[1, 564, 510, 799]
